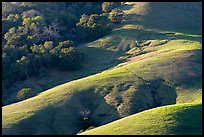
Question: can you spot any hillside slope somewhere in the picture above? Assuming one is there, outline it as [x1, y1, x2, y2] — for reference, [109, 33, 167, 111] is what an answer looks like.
[2, 2, 202, 135]
[79, 103, 202, 135]
[122, 2, 202, 33]
[2, 39, 202, 135]
[4, 2, 201, 106]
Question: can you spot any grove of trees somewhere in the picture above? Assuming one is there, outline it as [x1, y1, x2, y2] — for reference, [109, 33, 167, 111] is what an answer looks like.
[2, 2, 124, 103]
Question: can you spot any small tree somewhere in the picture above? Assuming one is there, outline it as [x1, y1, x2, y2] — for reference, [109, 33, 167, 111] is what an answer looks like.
[16, 56, 31, 79]
[58, 47, 83, 71]
[17, 88, 33, 101]
[109, 9, 125, 24]
[102, 2, 121, 13]
[57, 40, 75, 49]
[76, 13, 113, 42]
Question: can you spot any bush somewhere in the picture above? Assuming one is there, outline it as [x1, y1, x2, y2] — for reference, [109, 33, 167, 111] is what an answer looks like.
[17, 88, 33, 101]
[102, 2, 121, 13]
[76, 14, 112, 42]
[58, 47, 84, 71]
[109, 9, 125, 24]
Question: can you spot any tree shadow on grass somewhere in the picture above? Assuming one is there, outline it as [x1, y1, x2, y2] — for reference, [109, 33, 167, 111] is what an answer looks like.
[37, 46, 125, 91]
[167, 49, 202, 90]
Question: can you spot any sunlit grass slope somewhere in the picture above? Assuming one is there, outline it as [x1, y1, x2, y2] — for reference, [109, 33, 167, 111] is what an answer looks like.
[27, 2, 202, 92]
[79, 103, 202, 135]
[2, 2, 202, 135]
[2, 39, 202, 135]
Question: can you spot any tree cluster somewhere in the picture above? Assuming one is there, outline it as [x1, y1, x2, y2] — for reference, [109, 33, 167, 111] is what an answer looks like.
[102, 2, 121, 13]
[2, 2, 124, 100]
[76, 14, 113, 42]
[3, 40, 84, 90]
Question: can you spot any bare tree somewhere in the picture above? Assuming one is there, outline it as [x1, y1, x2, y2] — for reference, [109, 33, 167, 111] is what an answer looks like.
[39, 22, 61, 42]
[22, 9, 43, 18]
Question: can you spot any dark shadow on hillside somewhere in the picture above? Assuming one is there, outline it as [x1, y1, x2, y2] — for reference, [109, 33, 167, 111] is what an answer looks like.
[36, 46, 124, 91]
[81, 46, 124, 72]
[130, 78, 177, 115]
[168, 50, 202, 89]
[168, 104, 202, 135]
[122, 14, 144, 25]
[2, 46, 126, 107]
[2, 89, 120, 135]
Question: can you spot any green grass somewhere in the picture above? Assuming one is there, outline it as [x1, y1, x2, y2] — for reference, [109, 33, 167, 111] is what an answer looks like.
[2, 2, 202, 135]
[2, 39, 202, 135]
[122, 2, 202, 34]
[79, 103, 202, 135]
[5, 2, 202, 105]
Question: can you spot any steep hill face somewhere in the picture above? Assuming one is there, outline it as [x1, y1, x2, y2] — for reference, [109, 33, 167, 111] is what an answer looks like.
[2, 2, 202, 135]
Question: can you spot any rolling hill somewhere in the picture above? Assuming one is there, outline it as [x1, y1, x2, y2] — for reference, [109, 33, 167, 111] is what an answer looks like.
[79, 103, 202, 135]
[2, 2, 202, 135]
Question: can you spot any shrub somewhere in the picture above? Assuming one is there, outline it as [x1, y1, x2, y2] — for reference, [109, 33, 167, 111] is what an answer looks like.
[109, 9, 125, 24]
[102, 2, 121, 13]
[58, 47, 84, 71]
[17, 88, 33, 101]
[76, 14, 112, 42]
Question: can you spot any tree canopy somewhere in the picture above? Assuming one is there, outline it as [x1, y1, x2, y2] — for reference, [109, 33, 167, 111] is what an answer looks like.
[2, 2, 124, 104]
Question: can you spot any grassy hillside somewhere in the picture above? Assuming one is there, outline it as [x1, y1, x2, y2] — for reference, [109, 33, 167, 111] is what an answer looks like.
[2, 39, 202, 135]
[2, 2, 202, 135]
[79, 103, 202, 135]
[3, 2, 202, 105]
[122, 2, 202, 33]
[35, 2, 202, 90]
